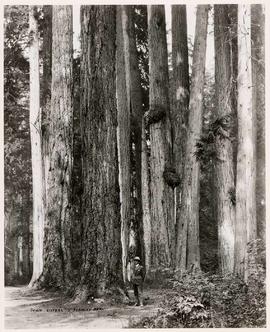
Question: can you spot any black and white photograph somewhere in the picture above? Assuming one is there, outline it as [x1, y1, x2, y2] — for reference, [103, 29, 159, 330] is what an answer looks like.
[2, 1, 267, 329]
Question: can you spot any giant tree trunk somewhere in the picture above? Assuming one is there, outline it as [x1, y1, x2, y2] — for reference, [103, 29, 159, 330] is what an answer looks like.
[41, 6, 73, 289]
[28, 6, 44, 287]
[41, 5, 52, 221]
[75, 6, 123, 302]
[175, 5, 209, 272]
[214, 5, 235, 274]
[171, 5, 190, 247]
[251, 4, 265, 241]
[116, 6, 131, 284]
[234, 4, 256, 278]
[121, 5, 145, 265]
[148, 5, 175, 269]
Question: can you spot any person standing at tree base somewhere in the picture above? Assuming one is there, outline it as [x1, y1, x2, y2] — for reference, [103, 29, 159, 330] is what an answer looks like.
[131, 256, 145, 306]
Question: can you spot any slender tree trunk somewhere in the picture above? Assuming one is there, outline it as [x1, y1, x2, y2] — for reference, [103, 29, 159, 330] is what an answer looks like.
[121, 5, 145, 264]
[214, 5, 236, 274]
[229, 5, 238, 180]
[116, 6, 131, 284]
[41, 5, 52, 225]
[251, 4, 265, 241]
[175, 5, 209, 272]
[171, 5, 190, 249]
[22, 194, 31, 279]
[41, 5, 73, 289]
[28, 6, 44, 287]
[75, 6, 123, 302]
[148, 5, 175, 269]
[234, 4, 256, 278]
[141, 118, 151, 274]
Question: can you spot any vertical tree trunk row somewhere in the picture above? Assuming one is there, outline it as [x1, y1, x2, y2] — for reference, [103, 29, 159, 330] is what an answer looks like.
[42, 5, 73, 288]
[171, 5, 190, 237]
[76, 5, 123, 302]
[28, 6, 44, 287]
[175, 5, 209, 273]
[41, 5, 52, 219]
[214, 5, 235, 274]
[148, 5, 175, 269]
[251, 4, 265, 241]
[121, 5, 145, 263]
[235, 4, 256, 278]
[116, 6, 131, 284]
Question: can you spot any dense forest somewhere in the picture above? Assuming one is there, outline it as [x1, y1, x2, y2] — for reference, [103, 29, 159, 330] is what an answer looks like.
[4, 4, 265, 328]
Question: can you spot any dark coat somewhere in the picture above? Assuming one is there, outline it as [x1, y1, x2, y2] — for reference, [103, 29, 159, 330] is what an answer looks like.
[131, 263, 144, 285]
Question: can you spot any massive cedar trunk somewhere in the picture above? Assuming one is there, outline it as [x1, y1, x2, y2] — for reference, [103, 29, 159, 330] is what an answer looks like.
[28, 6, 44, 287]
[251, 4, 265, 241]
[41, 6, 73, 289]
[116, 6, 131, 284]
[41, 5, 52, 216]
[214, 5, 235, 274]
[171, 5, 190, 246]
[234, 4, 256, 278]
[121, 5, 145, 264]
[76, 6, 123, 302]
[148, 5, 175, 268]
[175, 5, 209, 272]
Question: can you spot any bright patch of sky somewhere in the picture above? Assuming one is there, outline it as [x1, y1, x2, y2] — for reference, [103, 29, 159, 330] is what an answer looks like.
[165, 4, 214, 74]
[72, 4, 214, 74]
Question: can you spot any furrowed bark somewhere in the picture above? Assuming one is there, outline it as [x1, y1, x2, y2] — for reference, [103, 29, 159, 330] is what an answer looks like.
[234, 4, 256, 279]
[116, 6, 131, 284]
[148, 5, 175, 268]
[75, 6, 123, 302]
[171, 5, 190, 254]
[28, 6, 44, 287]
[41, 5, 52, 219]
[41, 5, 73, 289]
[214, 5, 236, 274]
[121, 5, 145, 266]
[251, 4, 265, 242]
[175, 5, 209, 272]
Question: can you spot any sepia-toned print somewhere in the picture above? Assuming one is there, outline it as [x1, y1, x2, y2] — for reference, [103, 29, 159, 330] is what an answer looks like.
[3, 3, 266, 329]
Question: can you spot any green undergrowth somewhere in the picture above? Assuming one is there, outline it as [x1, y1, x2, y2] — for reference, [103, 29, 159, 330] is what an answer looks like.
[130, 240, 266, 328]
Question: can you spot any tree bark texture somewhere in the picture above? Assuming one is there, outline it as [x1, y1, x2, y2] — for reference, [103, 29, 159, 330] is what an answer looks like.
[28, 6, 44, 287]
[251, 4, 265, 241]
[148, 5, 175, 269]
[235, 4, 257, 278]
[116, 6, 131, 284]
[229, 5, 238, 180]
[41, 5, 52, 218]
[121, 5, 144, 264]
[77, 5, 123, 301]
[42, 5, 73, 289]
[171, 5, 190, 248]
[141, 118, 151, 274]
[214, 5, 236, 274]
[175, 5, 209, 272]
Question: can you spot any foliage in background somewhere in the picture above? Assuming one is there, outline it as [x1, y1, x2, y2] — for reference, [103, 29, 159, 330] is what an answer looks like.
[198, 72, 218, 273]
[134, 5, 149, 113]
[130, 239, 265, 328]
[4, 6, 33, 285]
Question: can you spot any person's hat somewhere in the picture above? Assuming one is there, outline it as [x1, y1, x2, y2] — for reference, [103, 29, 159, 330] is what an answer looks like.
[134, 256, 140, 261]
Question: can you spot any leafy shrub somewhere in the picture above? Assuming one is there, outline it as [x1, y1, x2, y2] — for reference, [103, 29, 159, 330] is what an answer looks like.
[130, 243, 266, 329]
[144, 268, 175, 289]
[130, 294, 210, 328]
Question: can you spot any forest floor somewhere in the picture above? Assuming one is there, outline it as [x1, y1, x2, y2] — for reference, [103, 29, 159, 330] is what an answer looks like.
[4, 285, 169, 329]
